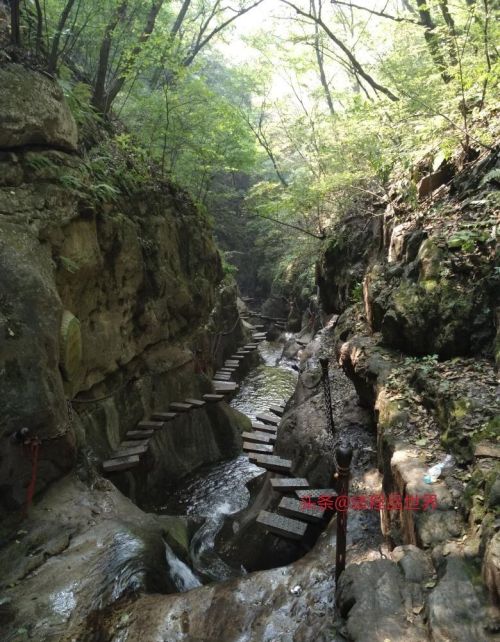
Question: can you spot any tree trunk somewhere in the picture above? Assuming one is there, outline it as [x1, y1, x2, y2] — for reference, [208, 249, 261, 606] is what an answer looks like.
[439, 0, 458, 65]
[102, 0, 164, 113]
[47, 0, 77, 74]
[312, 1, 335, 116]
[91, 1, 129, 114]
[10, 0, 21, 46]
[33, 0, 43, 53]
[415, 0, 450, 80]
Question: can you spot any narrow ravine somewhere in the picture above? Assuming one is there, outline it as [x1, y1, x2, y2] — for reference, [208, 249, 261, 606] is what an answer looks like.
[157, 337, 298, 585]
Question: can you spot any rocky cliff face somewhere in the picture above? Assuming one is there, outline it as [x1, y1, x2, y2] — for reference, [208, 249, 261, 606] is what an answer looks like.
[0, 63, 246, 515]
[317, 148, 500, 626]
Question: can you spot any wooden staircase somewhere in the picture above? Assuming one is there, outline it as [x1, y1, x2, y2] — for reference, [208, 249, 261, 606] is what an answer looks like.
[102, 321, 263, 474]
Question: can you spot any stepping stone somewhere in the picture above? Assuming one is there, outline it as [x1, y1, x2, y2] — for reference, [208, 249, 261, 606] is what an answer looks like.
[278, 497, 325, 523]
[248, 454, 292, 473]
[185, 398, 206, 408]
[170, 402, 193, 412]
[269, 405, 284, 417]
[241, 431, 273, 444]
[271, 478, 310, 492]
[103, 455, 140, 473]
[251, 421, 277, 434]
[126, 430, 154, 440]
[255, 413, 279, 426]
[113, 444, 149, 458]
[296, 489, 337, 499]
[203, 394, 224, 403]
[121, 439, 149, 449]
[150, 412, 177, 422]
[257, 510, 307, 540]
[137, 420, 164, 430]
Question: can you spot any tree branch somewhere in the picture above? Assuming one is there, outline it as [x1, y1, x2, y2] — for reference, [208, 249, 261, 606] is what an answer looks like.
[281, 0, 399, 101]
[183, 0, 265, 66]
[248, 212, 326, 239]
[330, 0, 423, 25]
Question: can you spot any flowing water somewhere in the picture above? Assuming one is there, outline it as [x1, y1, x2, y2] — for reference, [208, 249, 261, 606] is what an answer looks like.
[159, 338, 298, 584]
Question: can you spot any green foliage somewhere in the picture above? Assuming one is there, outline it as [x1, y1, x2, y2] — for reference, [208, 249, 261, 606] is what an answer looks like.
[350, 282, 363, 304]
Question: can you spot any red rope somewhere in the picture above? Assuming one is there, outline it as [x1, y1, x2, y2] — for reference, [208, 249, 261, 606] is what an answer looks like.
[23, 439, 41, 516]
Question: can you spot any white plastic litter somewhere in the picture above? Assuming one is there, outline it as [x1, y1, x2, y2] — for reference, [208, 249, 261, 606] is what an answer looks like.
[423, 454, 455, 484]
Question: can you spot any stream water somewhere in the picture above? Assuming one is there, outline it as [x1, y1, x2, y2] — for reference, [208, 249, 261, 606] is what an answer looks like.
[159, 338, 298, 589]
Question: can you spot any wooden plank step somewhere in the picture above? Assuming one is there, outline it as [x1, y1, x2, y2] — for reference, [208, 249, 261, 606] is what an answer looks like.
[213, 384, 238, 393]
[203, 394, 224, 403]
[255, 413, 279, 426]
[244, 344, 258, 349]
[248, 454, 292, 473]
[121, 439, 149, 449]
[251, 421, 277, 434]
[213, 381, 238, 388]
[137, 420, 164, 430]
[213, 374, 232, 381]
[185, 398, 206, 408]
[113, 444, 149, 458]
[103, 455, 140, 473]
[170, 402, 193, 412]
[269, 405, 284, 417]
[278, 497, 325, 523]
[271, 478, 310, 491]
[296, 489, 337, 499]
[241, 431, 273, 444]
[224, 360, 240, 366]
[230, 355, 245, 361]
[257, 510, 307, 540]
[220, 367, 237, 372]
[150, 412, 177, 422]
[253, 324, 265, 329]
[243, 442, 274, 454]
[242, 430, 276, 443]
[126, 430, 154, 440]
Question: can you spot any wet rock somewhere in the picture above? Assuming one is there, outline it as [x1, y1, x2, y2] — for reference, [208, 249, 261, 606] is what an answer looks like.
[0, 64, 78, 151]
[85, 517, 340, 642]
[0, 474, 184, 641]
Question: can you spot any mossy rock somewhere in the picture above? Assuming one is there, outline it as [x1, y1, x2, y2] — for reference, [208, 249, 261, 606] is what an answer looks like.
[59, 310, 82, 382]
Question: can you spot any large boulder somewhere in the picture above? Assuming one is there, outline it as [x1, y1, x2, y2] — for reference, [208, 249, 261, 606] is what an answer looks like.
[0, 224, 76, 513]
[0, 63, 78, 151]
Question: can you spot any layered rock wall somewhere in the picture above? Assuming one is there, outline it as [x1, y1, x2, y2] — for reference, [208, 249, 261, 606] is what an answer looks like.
[0, 63, 246, 514]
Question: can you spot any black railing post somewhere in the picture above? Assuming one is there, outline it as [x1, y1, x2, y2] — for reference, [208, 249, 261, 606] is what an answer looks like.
[335, 444, 353, 586]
